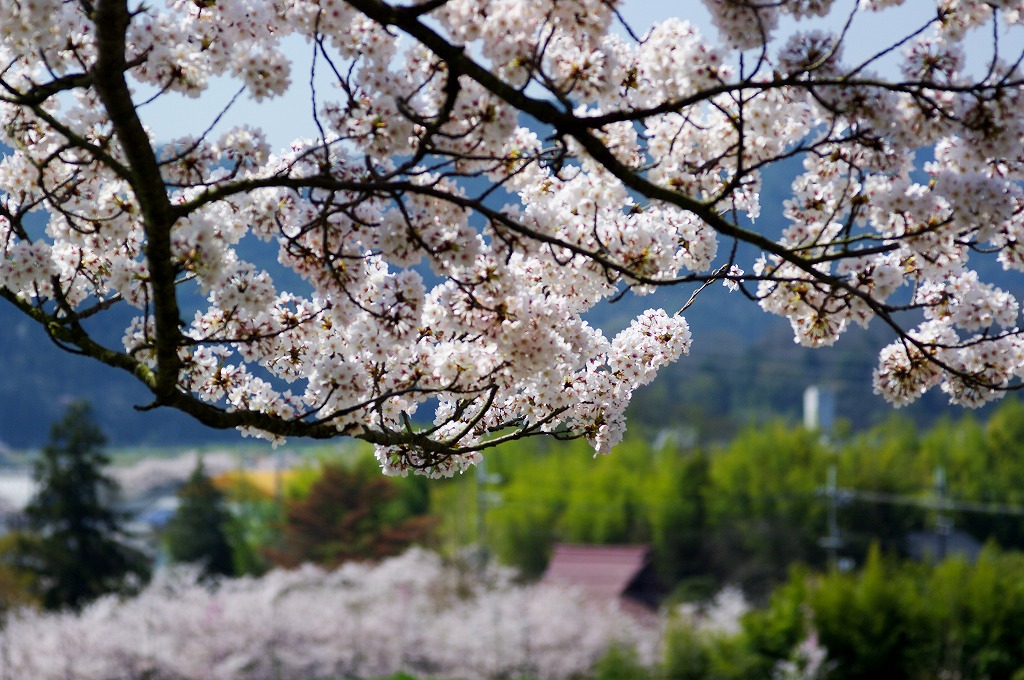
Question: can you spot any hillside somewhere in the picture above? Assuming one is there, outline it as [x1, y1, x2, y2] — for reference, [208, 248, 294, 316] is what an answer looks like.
[0, 149, 1011, 449]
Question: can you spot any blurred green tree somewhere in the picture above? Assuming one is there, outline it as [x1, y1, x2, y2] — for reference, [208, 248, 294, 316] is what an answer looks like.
[164, 459, 236, 577]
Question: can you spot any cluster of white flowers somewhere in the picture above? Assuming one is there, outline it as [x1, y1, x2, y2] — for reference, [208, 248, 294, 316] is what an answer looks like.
[110, 450, 239, 499]
[673, 585, 750, 637]
[2, 0, 1024, 472]
[773, 631, 832, 680]
[0, 549, 657, 680]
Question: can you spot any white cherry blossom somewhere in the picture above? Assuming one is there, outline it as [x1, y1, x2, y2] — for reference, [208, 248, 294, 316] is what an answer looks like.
[1, 0, 1024, 475]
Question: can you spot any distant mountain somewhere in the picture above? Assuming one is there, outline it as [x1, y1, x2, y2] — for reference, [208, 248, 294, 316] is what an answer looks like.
[0, 302, 242, 449]
[0, 146, 1015, 449]
[625, 287, 967, 443]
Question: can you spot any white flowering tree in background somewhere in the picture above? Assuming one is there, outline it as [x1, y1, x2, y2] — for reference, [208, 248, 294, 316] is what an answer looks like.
[0, 549, 660, 680]
[1, 0, 1023, 476]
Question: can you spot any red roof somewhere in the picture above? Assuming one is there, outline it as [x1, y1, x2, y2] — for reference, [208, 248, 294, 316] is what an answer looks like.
[542, 544, 652, 601]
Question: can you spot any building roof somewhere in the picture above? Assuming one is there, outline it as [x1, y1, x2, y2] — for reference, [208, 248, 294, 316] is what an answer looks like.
[542, 544, 653, 601]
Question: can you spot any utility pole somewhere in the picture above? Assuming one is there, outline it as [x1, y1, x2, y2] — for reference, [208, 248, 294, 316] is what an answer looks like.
[819, 464, 844, 569]
[475, 456, 502, 567]
[808, 386, 843, 569]
[935, 466, 952, 561]
[476, 455, 487, 558]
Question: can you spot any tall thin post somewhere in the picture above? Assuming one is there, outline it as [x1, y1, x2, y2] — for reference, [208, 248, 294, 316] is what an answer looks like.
[821, 464, 842, 569]
[935, 466, 951, 561]
[475, 457, 502, 568]
[476, 455, 487, 555]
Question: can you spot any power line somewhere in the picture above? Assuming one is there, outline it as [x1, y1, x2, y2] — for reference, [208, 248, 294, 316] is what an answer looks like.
[818, 465, 1024, 565]
[838, 486, 1024, 516]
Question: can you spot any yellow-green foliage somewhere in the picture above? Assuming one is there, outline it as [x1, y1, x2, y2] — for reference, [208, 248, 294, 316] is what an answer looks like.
[431, 399, 1024, 597]
[432, 435, 708, 581]
[750, 546, 1024, 680]
[0, 532, 40, 613]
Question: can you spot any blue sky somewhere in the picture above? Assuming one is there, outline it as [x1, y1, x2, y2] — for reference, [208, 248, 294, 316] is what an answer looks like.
[135, 0, 1017, 150]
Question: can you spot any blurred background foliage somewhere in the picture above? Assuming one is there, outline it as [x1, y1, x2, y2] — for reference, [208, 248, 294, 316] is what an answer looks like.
[7, 399, 1024, 678]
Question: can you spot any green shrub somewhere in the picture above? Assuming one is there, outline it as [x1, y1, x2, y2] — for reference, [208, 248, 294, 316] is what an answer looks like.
[750, 546, 1024, 680]
[593, 643, 652, 680]
[661, 615, 764, 680]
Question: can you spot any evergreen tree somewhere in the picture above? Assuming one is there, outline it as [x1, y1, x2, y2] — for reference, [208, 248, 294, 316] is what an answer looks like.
[163, 460, 236, 577]
[22, 401, 149, 610]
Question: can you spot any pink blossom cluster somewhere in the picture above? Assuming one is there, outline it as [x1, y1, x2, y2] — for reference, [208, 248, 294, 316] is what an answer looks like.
[1, 0, 1024, 470]
[0, 549, 657, 680]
